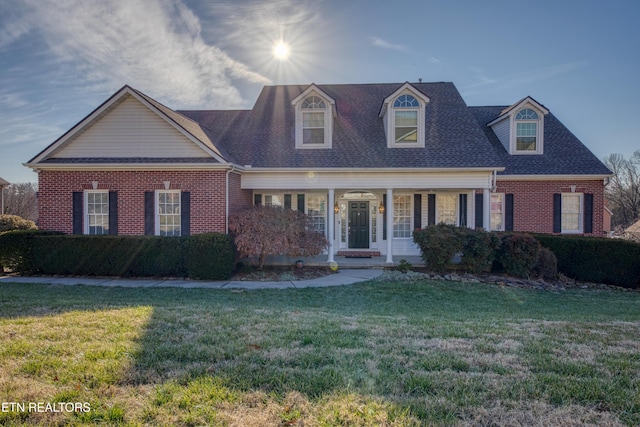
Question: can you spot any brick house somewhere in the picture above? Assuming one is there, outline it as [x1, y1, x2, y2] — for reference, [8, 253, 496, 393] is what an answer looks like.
[25, 82, 611, 262]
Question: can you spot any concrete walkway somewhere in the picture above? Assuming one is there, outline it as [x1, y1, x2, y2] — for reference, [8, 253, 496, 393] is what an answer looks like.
[0, 269, 383, 290]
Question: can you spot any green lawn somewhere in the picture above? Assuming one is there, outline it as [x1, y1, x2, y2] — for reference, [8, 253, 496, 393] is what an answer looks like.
[1, 280, 639, 426]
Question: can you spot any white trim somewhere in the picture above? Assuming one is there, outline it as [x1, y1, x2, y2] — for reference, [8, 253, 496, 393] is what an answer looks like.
[487, 96, 549, 127]
[292, 86, 335, 150]
[497, 174, 612, 181]
[155, 189, 182, 236]
[490, 193, 505, 232]
[242, 167, 503, 173]
[23, 163, 234, 171]
[242, 170, 496, 190]
[84, 189, 109, 235]
[510, 105, 544, 155]
[379, 83, 430, 117]
[561, 192, 583, 234]
[386, 189, 393, 263]
[381, 85, 429, 149]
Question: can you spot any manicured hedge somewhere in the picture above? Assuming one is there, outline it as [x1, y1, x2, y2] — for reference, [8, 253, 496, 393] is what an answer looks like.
[0, 231, 235, 280]
[534, 234, 640, 289]
[0, 230, 64, 273]
[413, 225, 556, 279]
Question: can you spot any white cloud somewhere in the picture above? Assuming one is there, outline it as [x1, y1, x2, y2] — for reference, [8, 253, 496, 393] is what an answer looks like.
[14, 0, 272, 108]
[371, 37, 409, 52]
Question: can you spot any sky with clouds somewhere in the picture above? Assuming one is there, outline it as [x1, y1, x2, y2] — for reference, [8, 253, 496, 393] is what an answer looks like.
[1, 0, 639, 182]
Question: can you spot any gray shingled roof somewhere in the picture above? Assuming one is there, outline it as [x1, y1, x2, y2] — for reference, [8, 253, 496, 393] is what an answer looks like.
[470, 106, 612, 176]
[30, 82, 611, 177]
[181, 82, 504, 169]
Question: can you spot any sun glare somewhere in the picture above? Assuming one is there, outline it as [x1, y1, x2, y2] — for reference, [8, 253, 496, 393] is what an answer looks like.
[273, 41, 290, 60]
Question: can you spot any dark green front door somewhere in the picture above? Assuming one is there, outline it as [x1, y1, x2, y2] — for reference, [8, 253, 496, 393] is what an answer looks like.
[349, 201, 369, 249]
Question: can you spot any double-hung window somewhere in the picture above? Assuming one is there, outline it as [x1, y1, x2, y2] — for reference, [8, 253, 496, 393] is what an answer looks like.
[394, 95, 419, 143]
[85, 190, 109, 235]
[157, 190, 181, 236]
[393, 195, 412, 238]
[307, 194, 326, 235]
[561, 193, 582, 233]
[490, 193, 505, 231]
[437, 193, 457, 225]
[301, 96, 327, 146]
[515, 108, 540, 153]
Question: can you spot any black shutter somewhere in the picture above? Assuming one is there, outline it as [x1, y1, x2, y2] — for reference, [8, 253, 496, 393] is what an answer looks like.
[505, 194, 514, 232]
[297, 194, 305, 213]
[181, 192, 191, 236]
[428, 194, 436, 226]
[144, 192, 155, 235]
[414, 194, 422, 230]
[459, 194, 467, 227]
[109, 191, 118, 235]
[382, 194, 387, 240]
[475, 194, 483, 229]
[254, 194, 262, 206]
[584, 193, 593, 234]
[284, 194, 292, 210]
[553, 194, 562, 233]
[72, 192, 83, 235]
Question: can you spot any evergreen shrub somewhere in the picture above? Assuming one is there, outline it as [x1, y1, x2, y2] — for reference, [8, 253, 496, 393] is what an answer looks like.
[534, 234, 640, 288]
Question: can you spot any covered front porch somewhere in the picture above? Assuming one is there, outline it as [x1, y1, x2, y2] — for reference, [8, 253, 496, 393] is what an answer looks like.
[243, 169, 499, 264]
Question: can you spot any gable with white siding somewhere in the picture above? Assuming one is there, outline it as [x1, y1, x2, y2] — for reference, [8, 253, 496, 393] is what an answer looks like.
[54, 94, 211, 159]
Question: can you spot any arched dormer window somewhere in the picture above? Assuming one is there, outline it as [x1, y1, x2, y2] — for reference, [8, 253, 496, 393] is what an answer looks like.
[515, 108, 542, 153]
[302, 96, 326, 145]
[393, 94, 420, 143]
[292, 86, 335, 149]
[380, 84, 429, 148]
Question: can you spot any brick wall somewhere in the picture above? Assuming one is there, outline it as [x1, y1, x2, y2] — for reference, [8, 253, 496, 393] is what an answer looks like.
[38, 170, 230, 234]
[227, 171, 253, 214]
[494, 179, 606, 235]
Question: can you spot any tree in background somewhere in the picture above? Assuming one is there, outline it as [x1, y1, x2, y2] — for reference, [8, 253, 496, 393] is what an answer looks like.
[229, 205, 328, 269]
[2, 182, 38, 222]
[603, 151, 640, 228]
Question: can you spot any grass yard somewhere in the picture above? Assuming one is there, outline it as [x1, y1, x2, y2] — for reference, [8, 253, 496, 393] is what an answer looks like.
[0, 280, 639, 426]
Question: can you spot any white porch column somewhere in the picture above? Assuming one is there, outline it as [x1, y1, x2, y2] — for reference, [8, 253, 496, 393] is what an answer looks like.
[327, 189, 335, 263]
[386, 188, 394, 264]
[483, 188, 491, 231]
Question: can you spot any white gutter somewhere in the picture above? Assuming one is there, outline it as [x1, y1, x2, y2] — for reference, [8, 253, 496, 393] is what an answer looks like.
[225, 166, 238, 233]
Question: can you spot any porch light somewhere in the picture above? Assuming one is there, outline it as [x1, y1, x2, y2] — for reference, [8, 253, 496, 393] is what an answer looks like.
[334, 202, 340, 213]
[378, 203, 385, 214]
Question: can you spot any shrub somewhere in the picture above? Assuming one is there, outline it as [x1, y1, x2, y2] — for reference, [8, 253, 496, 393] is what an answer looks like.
[0, 230, 63, 273]
[184, 233, 235, 280]
[2, 233, 235, 280]
[229, 206, 328, 269]
[495, 233, 541, 278]
[413, 224, 462, 272]
[532, 246, 558, 281]
[30, 236, 187, 277]
[0, 214, 36, 233]
[534, 234, 640, 288]
[460, 228, 501, 273]
[397, 258, 413, 273]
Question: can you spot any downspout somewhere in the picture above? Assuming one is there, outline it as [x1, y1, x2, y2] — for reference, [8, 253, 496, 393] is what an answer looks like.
[225, 166, 237, 234]
[491, 170, 498, 192]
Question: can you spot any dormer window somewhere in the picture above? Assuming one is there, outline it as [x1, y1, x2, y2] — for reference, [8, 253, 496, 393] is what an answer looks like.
[394, 95, 419, 143]
[515, 108, 539, 152]
[292, 85, 335, 149]
[487, 97, 548, 155]
[302, 96, 326, 145]
[380, 84, 429, 148]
